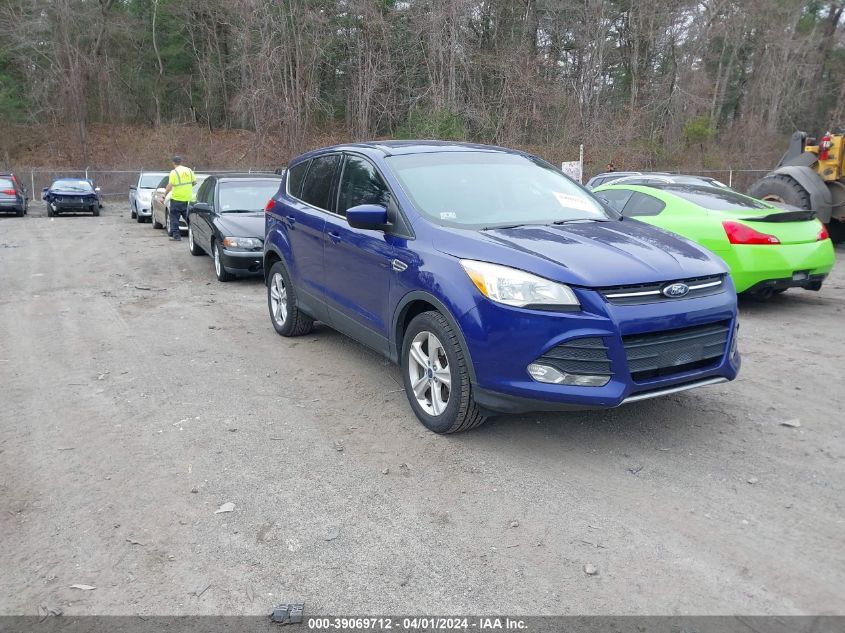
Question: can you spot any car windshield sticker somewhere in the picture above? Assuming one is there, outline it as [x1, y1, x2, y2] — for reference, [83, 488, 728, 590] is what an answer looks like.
[440, 211, 457, 220]
[552, 191, 599, 214]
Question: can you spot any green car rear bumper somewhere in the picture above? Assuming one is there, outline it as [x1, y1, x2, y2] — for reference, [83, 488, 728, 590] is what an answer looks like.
[719, 240, 835, 293]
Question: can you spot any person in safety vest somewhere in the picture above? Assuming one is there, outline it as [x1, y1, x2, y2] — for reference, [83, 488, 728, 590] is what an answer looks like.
[165, 155, 196, 241]
[819, 131, 833, 161]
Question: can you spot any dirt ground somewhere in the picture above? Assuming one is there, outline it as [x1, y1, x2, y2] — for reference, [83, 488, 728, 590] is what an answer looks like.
[1, 203, 844, 617]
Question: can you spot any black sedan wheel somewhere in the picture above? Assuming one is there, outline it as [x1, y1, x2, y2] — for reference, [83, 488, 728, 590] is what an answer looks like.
[212, 240, 235, 282]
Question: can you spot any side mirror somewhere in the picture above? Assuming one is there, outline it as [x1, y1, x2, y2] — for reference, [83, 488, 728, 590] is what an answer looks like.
[41, 187, 49, 201]
[192, 202, 212, 213]
[129, 185, 136, 190]
[347, 204, 388, 230]
[95, 187, 101, 193]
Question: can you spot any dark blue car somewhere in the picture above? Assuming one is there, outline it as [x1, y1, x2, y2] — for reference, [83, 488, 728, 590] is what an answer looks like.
[42, 178, 102, 217]
[264, 141, 740, 433]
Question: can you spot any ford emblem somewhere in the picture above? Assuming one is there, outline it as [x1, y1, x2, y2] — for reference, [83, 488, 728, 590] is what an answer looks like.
[662, 282, 690, 298]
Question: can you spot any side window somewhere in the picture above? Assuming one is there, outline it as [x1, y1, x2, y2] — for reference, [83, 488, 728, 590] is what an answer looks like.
[198, 178, 215, 205]
[158, 176, 168, 189]
[299, 155, 340, 210]
[595, 188, 633, 213]
[286, 161, 308, 198]
[622, 192, 666, 217]
[337, 156, 391, 217]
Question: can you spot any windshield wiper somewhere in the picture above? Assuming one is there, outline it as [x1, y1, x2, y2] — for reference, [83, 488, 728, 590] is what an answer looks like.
[550, 218, 609, 225]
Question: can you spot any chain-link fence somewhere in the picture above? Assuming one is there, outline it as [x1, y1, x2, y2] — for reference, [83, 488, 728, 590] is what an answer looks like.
[651, 168, 771, 193]
[16, 167, 278, 205]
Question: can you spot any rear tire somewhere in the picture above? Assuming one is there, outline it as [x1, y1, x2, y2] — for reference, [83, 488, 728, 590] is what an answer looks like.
[15, 207, 23, 217]
[827, 219, 845, 244]
[747, 175, 811, 209]
[401, 311, 486, 434]
[267, 261, 313, 337]
[212, 240, 236, 282]
[188, 224, 204, 255]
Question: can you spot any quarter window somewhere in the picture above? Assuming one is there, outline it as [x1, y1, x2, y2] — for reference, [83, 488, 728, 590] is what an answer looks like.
[299, 155, 340, 210]
[286, 161, 308, 199]
[337, 156, 391, 217]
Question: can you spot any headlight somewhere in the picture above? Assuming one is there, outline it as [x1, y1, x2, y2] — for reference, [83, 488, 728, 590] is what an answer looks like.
[460, 260, 580, 309]
[223, 236, 262, 250]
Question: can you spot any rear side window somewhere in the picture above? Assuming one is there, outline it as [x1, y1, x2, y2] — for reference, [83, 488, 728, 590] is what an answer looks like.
[286, 161, 308, 198]
[595, 188, 633, 212]
[661, 185, 768, 210]
[299, 155, 340, 210]
[622, 192, 666, 217]
[337, 156, 391, 217]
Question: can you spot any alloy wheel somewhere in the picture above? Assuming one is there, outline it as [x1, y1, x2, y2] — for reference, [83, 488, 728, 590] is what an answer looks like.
[269, 272, 288, 326]
[213, 243, 221, 277]
[407, 331, 451, 416]
[188, 226, 195, 251]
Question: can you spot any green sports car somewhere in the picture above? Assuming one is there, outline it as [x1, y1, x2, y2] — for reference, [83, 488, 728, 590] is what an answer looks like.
[593, 182, 835, 298]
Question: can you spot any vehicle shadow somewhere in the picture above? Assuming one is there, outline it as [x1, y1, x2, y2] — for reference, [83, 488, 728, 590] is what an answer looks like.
[304, 322, 722, 455]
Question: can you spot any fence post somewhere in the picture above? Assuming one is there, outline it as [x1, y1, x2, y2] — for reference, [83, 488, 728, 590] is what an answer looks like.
[728, 170, 733, 188]
[30, 171, 35, 199]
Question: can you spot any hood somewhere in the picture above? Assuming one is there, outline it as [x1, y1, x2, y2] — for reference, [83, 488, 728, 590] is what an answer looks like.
[136, 189, 153, 202]
[433, 219, 725, 287]
[214, 212, 265, 238]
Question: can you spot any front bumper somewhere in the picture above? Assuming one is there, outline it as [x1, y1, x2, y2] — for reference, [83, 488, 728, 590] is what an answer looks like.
[137, 206, 152, 217]
[221, 249, 263, 273]
[50, 199, 98, 210]
[459, 285, 740, 414]
[722, 241, 835, 293]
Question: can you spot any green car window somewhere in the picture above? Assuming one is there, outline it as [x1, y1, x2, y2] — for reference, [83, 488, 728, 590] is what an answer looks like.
[622, 192, 666, 217]
[595, 188, 633, 213]
[657, 185, 769, 211]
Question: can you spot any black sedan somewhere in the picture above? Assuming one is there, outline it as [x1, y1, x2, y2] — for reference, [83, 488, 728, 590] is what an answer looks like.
[186, 173, 282, 281]
[43, 178, 102, 216]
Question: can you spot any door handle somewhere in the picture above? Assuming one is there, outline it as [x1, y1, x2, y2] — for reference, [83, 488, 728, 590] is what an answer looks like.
[328, 231, 342, 244]
[392, 259, 408, 272]
[286, 214, 297, 226]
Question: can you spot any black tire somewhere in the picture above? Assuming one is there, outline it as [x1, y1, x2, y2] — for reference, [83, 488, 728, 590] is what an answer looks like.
[827, 219, 845, 244]
[188, 223, 204, 255]
[47, 207, 54, 217]
[267, 261, 313, 337]
[93, 206, 100, 217]
[15, 207, 23, 217]
[136, 210, 144, 223]
[212, 240, 236, 282]
[131, 207, 136, 219]
[747, 175, 811, 210]
[401, 311, 486, 434]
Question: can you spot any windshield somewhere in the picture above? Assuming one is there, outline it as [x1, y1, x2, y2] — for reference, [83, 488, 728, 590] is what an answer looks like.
[218, 179, 281, 212]
[387, 152, 611, 228]
[659, 185, 770, 211]
[139, 173, 167, 188]
[53, 179, 93, 192]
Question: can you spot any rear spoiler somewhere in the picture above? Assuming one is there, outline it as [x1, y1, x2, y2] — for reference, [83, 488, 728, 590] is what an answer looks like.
[741, 210, 816, 223]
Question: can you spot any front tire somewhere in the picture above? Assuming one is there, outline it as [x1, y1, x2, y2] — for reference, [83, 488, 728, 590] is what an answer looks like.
[401, 311, 486, 434]
[212, 240, 236, 282]
[93, 206, 100, 217]
[267, 261, 313, 337]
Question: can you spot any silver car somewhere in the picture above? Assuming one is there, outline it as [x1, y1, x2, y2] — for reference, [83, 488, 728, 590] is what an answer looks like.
[130, 172, 168, 223]
[151, 173, 208, 233]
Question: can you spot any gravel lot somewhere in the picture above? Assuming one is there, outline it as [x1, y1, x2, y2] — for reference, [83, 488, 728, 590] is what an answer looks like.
[1, 203, 844, 616]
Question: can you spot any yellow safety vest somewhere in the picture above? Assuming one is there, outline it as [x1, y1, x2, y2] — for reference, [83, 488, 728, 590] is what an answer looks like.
[169, 166, 195, 202]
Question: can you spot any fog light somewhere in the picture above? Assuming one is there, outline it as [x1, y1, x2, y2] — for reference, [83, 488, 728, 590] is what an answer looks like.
[527, 363, 610, 387]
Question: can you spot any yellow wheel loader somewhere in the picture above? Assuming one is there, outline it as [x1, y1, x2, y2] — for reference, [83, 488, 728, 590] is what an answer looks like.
[748, 130, 845, 243]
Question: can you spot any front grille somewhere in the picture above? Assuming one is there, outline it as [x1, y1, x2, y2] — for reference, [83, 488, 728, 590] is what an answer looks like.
[623, 321, 729, 382]
[537, 337, 612, 376]
[600, 275, 725, 305]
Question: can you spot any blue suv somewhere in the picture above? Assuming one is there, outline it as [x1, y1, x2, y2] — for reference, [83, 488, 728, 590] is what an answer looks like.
[264, 142, 740, 433]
